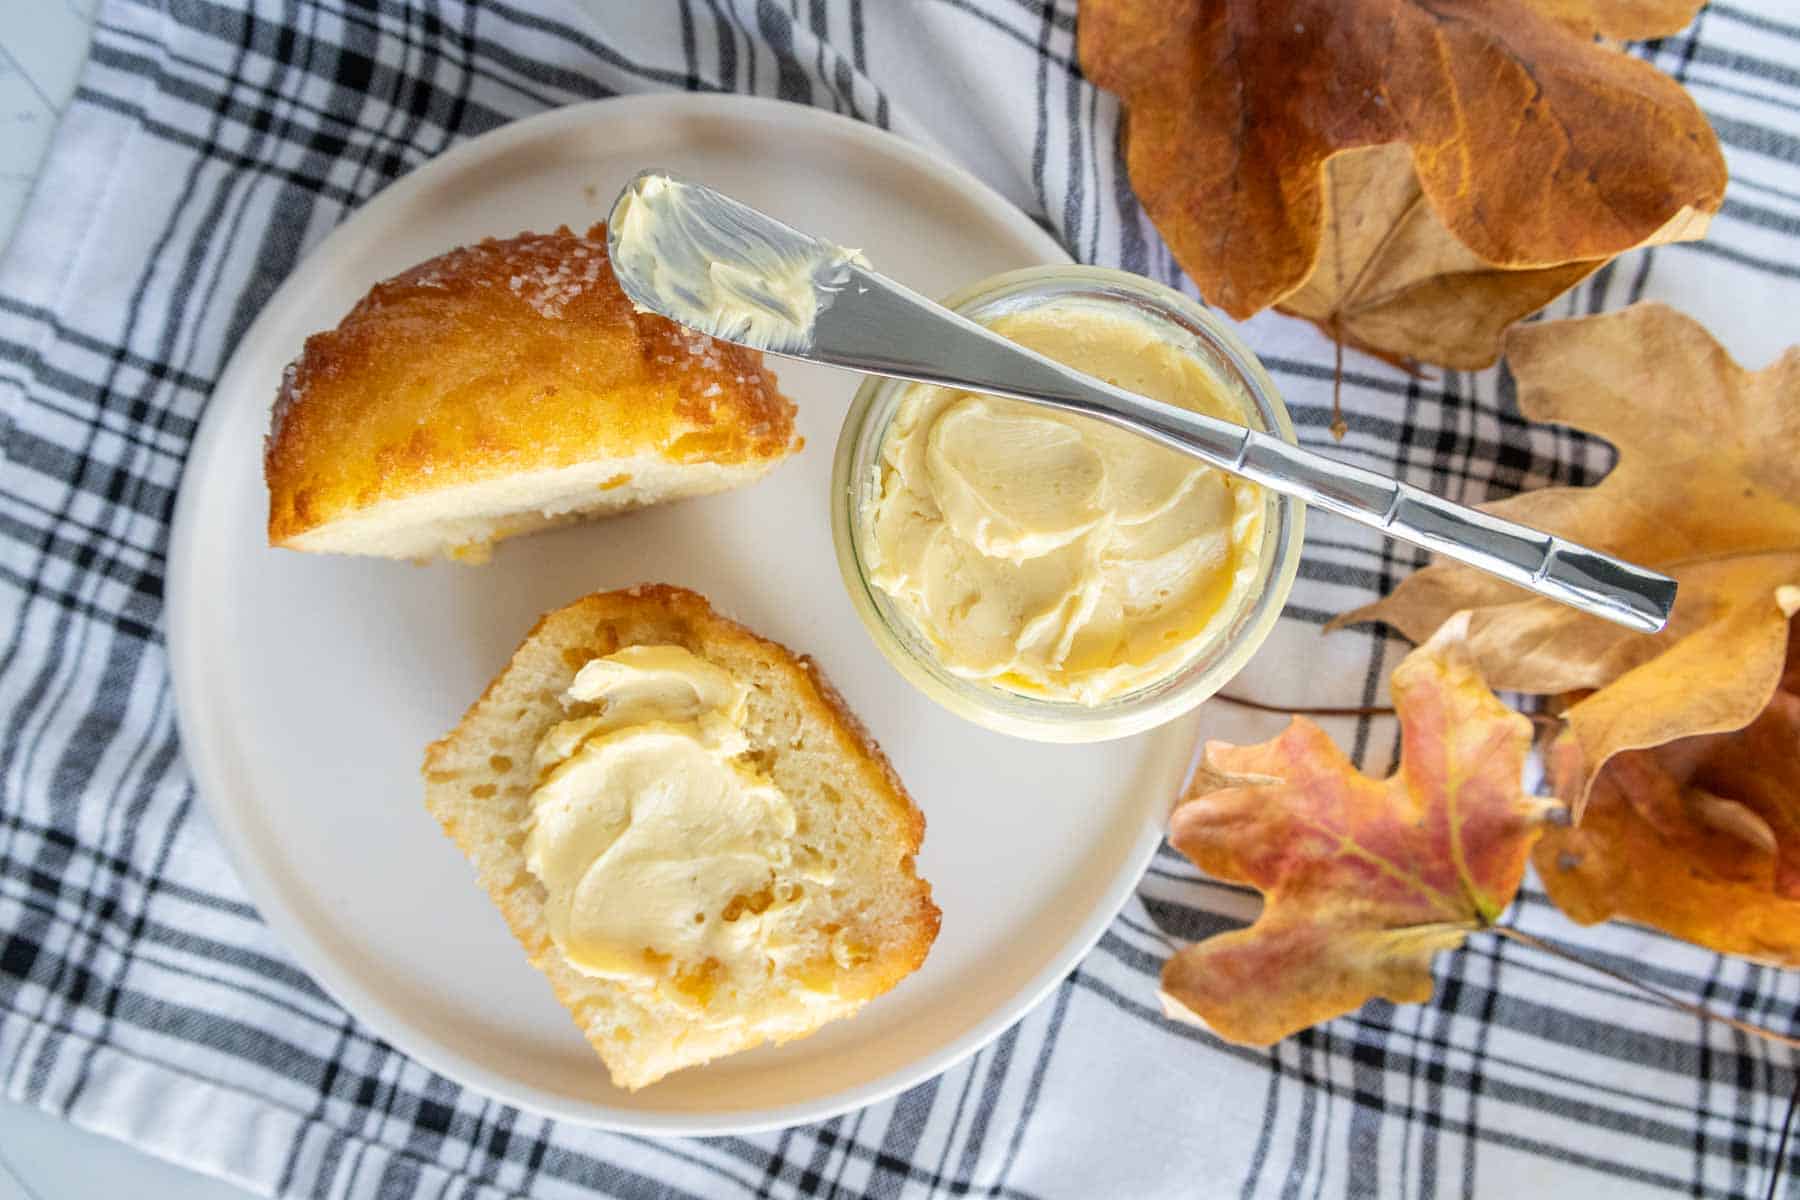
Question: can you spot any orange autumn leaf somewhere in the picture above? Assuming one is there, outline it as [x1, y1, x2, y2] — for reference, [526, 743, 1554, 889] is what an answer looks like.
[1077, 0, 1725, 367]
[1535, 619, 1800, 964]
[1161, 615, 1552, 1044]
[1338, 305, 1800, 813]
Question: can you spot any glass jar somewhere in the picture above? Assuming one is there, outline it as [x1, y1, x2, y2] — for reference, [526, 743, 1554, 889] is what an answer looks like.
[830, 265, 1304, 742]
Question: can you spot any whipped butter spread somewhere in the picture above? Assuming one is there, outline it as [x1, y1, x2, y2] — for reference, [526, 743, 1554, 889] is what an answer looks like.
[524, 644, 826, 1005]
[607, 172, 865, 353]
[866, 300, 1266, 704]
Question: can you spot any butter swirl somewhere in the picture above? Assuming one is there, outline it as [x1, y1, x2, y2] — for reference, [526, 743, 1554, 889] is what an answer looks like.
[865, 301, 1265, 704]
[524, 645, 825, 1006]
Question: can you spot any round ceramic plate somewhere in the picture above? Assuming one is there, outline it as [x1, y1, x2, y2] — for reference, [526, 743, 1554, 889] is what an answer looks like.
[167, 94, 1194, 1135]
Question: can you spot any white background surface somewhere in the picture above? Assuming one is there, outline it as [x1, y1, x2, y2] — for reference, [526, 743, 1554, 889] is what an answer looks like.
[0, 4, 252, 1197]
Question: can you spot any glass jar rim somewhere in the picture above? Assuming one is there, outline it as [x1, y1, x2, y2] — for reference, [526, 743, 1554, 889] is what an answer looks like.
[829, 264, 1305, 743]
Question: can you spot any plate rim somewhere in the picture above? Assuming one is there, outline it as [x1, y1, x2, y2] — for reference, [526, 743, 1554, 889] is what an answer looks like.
[166, 91, 1165, 1136]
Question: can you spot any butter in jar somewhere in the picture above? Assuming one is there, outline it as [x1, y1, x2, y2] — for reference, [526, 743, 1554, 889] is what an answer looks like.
[862, 298, 1267, 705]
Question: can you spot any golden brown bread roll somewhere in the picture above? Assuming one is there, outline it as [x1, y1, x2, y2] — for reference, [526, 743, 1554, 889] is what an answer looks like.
[265, 224, 799, 561]
[422, 585, 939, 1089]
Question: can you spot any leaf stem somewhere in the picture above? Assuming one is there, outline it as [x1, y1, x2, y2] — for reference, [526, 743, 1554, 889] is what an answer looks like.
[1212, 692, 1396, 720]
[1492, 925, 1800, 1052]
[1331, 329, 1348, 441]
[1212, 692, 1560, 731]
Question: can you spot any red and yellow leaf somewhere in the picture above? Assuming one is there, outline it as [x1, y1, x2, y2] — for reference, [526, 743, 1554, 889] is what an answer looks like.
[1162, 616, 1553, 1044]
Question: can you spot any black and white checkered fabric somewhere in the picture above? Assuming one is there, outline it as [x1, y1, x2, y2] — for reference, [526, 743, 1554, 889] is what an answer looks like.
[3, 2, 1799, 1196]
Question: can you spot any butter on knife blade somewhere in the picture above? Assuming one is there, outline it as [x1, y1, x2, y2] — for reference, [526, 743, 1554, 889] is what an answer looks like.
[607, 171, 867, 353]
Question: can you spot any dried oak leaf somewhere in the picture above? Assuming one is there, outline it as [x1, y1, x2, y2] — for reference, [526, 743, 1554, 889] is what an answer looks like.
[1535, 625, 1800, 964]
[1161, 615, 1550, 1044]
[1277, 144, 1706, 370]
[1078, 0, 1726, 368]
[1337, 305, 1800, 814]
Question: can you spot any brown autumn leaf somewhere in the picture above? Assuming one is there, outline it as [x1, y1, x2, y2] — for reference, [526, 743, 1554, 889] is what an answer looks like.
[1077, 0, 1726, 367]
[1277, 145, 1706, 370]
[1161, 615, 1551, 1045]
[1338, 305, 1800, 813]
[1535, 623, 1800, 964]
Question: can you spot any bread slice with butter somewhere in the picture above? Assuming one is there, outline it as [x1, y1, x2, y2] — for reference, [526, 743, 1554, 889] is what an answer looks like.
[422, 585, 939, 1090]
[264, 225, 799, 562]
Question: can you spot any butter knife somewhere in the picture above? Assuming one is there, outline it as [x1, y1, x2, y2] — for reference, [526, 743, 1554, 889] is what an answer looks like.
[605, 171, 1676, 635]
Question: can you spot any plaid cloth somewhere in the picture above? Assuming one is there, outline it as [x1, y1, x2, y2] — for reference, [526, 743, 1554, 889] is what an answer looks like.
[3, 1, 1799, 1197]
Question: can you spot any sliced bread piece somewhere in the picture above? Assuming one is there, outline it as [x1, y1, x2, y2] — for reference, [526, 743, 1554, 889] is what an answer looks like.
[265, 225, 799, 562]
[422, 585, 939, 1090]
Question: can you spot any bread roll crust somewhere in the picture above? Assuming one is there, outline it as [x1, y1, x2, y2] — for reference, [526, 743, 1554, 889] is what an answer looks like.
[265, 225, 797, 553]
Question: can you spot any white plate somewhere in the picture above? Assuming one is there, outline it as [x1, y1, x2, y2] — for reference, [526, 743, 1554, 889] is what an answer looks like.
[167, 94, 1193, 1135]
